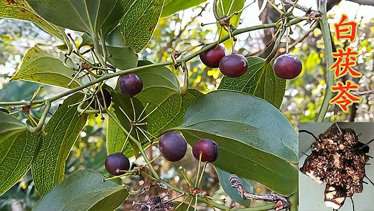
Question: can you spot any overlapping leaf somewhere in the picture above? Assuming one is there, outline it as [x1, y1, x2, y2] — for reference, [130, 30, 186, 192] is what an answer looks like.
[107, 93, 144, 156]
[31, 93, 88, 196]
[34, 170, 128, 211]
[135, 61, 203, 137]
[217, 0, 245, 49]
[0, 0, 62, 39]
[215, 167, 253, 207]
[219, 57, 286, 108]
[26, 0, 125, 36]
[11, 46, 81, 89]
[0, 131, 40, 195]
[0, 112, 27, 143]
[161, 0, 206, 17]
[120, 0, 165, 52]
[175, 91, 298, 195]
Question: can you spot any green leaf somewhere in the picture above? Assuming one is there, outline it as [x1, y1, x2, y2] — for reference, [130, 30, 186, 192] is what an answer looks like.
[175, 91, 298, 195]
[135, 61, 203, 137]
[109, 91, 145, 154]
[106, 115, 136, 157]
[34, 170, 128, 211]
[0, 113, 27, 143]
[107, 46, 138, 70]
[32, 93, 88, 196]
[79, 30, 139, 70]
[0, 131, 40, 195]
[0, 0, 62, 39]
[217, 0, 245, 50]
[26, 0, 125, 36]
[215, 167, 253, 207]
[161, 0, 206, 17]
[11, 46, 81, 89]
[218, 57, 286, 108]
[120, 0, 165, 52]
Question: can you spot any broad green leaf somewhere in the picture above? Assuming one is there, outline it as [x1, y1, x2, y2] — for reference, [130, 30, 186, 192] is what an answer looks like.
[34, 170, 128, 211]
[26, 0, 125, 36]
[0, 0, 62, 39]
[0, 112, 27, 143]
[121, 0, 165, 52]
[0, 131, 40, 195]
[109, 91, 145, 154]
[107, 46, 138, 70]
[217, 0, 245, 50]
[218, 57, 286, 108]
[106, 115, 135, 157]
[215, 167, 253, 207]
[135, 61, 203, 137]
[79, 30, 139, 70]
[11, 46, 81, 89]
[161, 0, 206, 17]
[175, 91, 298, 195]
[32, 93, 88, 196]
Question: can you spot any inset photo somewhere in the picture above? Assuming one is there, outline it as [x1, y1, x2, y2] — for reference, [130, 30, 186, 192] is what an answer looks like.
[299, 122, 374, 211]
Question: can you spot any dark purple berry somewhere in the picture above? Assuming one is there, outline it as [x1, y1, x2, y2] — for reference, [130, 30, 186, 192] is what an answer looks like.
[199, 45, 226, 68]
[118, 73, 143, 97]
[219, 54, 248, 77]
[158, 132, 187, 162]
[192, 139, 219, 162]
[105, 152, 130, 176]
[91, 89, 112, 109]
[273, 54, 302, 79]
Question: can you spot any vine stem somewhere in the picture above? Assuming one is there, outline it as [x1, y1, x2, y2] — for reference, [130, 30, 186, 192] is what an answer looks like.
[0, 17, 305, 108]
[315, 0, 334, 122]
[106, 109, 160, 180]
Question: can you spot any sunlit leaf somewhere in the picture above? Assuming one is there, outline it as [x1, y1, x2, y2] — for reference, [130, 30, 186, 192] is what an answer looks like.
[11, 46, 81, 89]
[0, 0, 62, 39]
[161, 0, 206, 17]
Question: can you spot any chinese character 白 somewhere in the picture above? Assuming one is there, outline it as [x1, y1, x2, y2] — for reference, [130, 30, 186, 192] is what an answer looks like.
[334, 14, 358, 42]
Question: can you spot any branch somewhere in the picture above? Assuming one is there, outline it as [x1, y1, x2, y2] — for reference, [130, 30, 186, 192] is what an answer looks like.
[0, 17, 306, 107]
[229, 175, 287, 210]
[282, 0, 321, 17]
[315, 0, 335, 122]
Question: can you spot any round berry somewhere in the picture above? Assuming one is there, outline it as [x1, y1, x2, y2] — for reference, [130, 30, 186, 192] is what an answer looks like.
[118, 73, 143, 97]
[105, 152, 130, 176]
[158, 132, 187, 162]
[273, 54, 302, 79]
[199, 45, 226, 68]
[192, 139, 219, 162]
[91, 89, 112, 109]
[219, 54, 248, 77]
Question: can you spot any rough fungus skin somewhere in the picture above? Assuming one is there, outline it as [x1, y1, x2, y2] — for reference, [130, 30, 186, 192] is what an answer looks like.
[300, 123, 370, 209]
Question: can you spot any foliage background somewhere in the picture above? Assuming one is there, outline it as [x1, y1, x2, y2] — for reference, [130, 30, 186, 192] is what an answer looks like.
[1, 0, 374, 210]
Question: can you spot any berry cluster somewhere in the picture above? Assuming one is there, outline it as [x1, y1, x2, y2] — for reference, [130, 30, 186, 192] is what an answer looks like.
[300, 124, 370, 209]
[105, 132, 219, 176]
[199, 45, 302, 80]
[159, 132, 219, 163]
[199, 45, 248, 78]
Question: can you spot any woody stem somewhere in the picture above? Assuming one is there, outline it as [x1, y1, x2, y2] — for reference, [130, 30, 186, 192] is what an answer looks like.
[315, 0, 335, 122]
